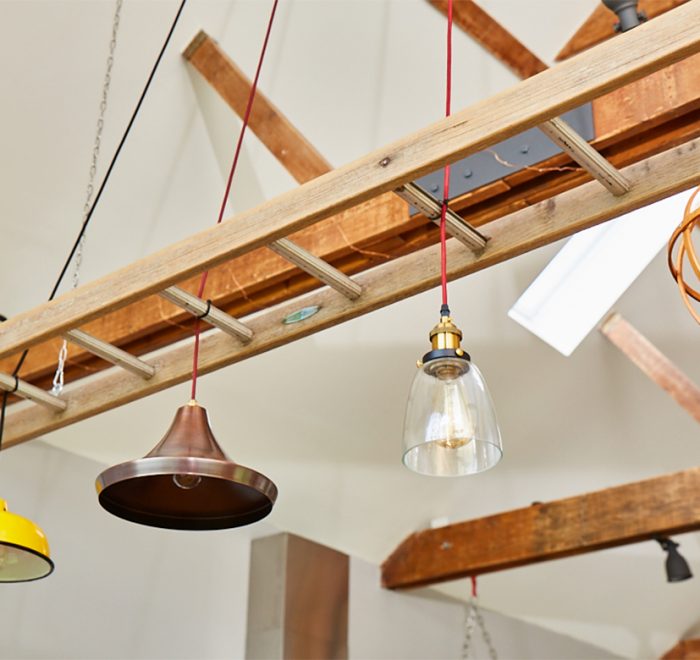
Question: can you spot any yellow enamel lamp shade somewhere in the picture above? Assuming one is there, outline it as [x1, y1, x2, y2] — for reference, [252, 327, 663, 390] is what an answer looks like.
[0, 499, 53, 582]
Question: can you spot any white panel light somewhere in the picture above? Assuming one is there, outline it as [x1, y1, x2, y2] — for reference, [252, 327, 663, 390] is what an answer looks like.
[508, 191, 692, 356]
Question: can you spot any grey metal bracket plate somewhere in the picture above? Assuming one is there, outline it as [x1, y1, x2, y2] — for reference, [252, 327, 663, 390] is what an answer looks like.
[411, 103, 594, 211]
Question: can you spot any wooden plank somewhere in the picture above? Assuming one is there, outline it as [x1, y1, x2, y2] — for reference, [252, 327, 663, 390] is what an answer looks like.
[594, 53, 700, 145]
[1, 5, 697, 362]
[0, 373, 66, 413]
[600, 313, 700, 424]
[381, 466, 700, 589]
[0, 193, 408, 386]
[185, 32, 364, 299]
[7, 105, 699, 394]
[184, 30, 332, 184]
[556, 1, 689, 61]
[427, 0, 547, 79]
[64, 329, 156, 379]
[159, 286, 254, 341]
[539, 117, 629, 195]
[662, 639, 700, 659]
[268, 239, 362, 300]
[393, 183, 488, 249]
[3, 138, 700, 447]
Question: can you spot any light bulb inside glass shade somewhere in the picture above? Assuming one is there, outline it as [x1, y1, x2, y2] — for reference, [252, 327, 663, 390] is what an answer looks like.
[402, 357, 502, 477]
[172, 474, 202, 490]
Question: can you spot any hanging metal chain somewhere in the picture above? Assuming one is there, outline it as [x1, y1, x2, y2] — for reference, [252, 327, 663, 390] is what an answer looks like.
[462, 598, 498, 660]
[51, 0, 123, 395]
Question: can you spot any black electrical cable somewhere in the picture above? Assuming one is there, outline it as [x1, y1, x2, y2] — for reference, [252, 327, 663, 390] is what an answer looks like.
[0, 0, 188, 449]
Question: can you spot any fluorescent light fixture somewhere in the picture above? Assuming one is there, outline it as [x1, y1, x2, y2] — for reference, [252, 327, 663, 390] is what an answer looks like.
[508, 190, 692, 356]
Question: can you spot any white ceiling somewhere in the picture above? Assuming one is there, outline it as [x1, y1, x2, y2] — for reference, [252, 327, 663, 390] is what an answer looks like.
[1, 1, 699, 658]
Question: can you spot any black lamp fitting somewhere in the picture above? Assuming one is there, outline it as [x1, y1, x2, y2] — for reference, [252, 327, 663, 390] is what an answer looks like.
[657, 537, 693, 583]
[601, 0, 647, 32]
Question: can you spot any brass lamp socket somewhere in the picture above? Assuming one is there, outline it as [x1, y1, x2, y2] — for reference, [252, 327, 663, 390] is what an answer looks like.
[421, 315, 470, 365]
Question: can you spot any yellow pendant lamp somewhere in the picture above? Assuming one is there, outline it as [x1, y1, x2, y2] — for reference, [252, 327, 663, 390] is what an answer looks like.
[0, 499, 53, 582]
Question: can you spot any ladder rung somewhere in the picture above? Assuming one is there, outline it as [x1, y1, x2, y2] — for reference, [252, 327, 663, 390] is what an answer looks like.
[160, 287, 254, 342]
[269, 238, 362, 300]
[0, 372, 67, 412]
[539, 118, 630, 196]
[65, 329, 155, 379]
[394, 182, 488, 251]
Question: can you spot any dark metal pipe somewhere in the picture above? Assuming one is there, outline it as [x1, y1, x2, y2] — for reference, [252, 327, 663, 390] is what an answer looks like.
[602, 0, 647, 31]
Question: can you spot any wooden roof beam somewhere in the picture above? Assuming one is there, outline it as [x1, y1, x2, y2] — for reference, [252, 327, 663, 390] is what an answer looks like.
[186, 31, 486, 249]
[4, 137, 700, 447]
[381, 465, 700, 589]
[662, 639, 700, 659]
[601, 313, 700, 425]
[557, 1, 689, 61]
[1, 2, 697, 362]
[428, 0, 547, 79]
[184, 29, 332, 185]
[185, 32, 364, 300]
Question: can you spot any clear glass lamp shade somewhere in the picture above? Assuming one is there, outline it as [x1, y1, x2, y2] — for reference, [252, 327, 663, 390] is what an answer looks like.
[402, 357, 502, 477]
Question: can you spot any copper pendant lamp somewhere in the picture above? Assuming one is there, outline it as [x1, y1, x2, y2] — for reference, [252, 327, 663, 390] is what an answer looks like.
[97, 0, 281, 531]
[96, 401, 277, 530]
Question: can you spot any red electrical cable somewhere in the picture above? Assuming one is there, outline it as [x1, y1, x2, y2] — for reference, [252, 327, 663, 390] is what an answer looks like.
[471, 575, 478, 598]
[191, 0, 279, 401]
[440, 0, 453, 308]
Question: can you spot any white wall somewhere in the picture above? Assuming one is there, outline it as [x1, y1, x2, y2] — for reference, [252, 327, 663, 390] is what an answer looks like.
[0, 441, 273, 660]
[0, 444, 621, 660]
[349, 559, 620, 659]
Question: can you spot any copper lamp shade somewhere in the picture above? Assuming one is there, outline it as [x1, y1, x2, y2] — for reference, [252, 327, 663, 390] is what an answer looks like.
[95, 402, 277, 530]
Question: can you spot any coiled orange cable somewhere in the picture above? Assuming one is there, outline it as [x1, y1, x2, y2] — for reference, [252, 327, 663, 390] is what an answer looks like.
[668, 187, 700, 324]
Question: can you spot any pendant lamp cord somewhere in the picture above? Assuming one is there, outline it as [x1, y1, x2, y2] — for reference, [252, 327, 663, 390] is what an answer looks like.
[0, 0, 188, 451]
[439, 0, 454, 311]
[190, 0, 280, 401]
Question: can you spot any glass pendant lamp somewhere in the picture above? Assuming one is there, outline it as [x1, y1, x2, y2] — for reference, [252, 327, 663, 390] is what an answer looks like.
[402, 308, 502, 476]
[401, 0, 502, 477]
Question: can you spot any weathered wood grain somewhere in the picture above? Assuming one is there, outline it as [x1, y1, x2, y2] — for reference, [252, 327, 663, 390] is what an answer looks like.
[185, 30, 332, 184]
[382, 466, 700, 589]
[601, 313, 700, 424]
[662, 639, 700, 660]
[1, 4, 698, 362]
[4, 138, 700, 447]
